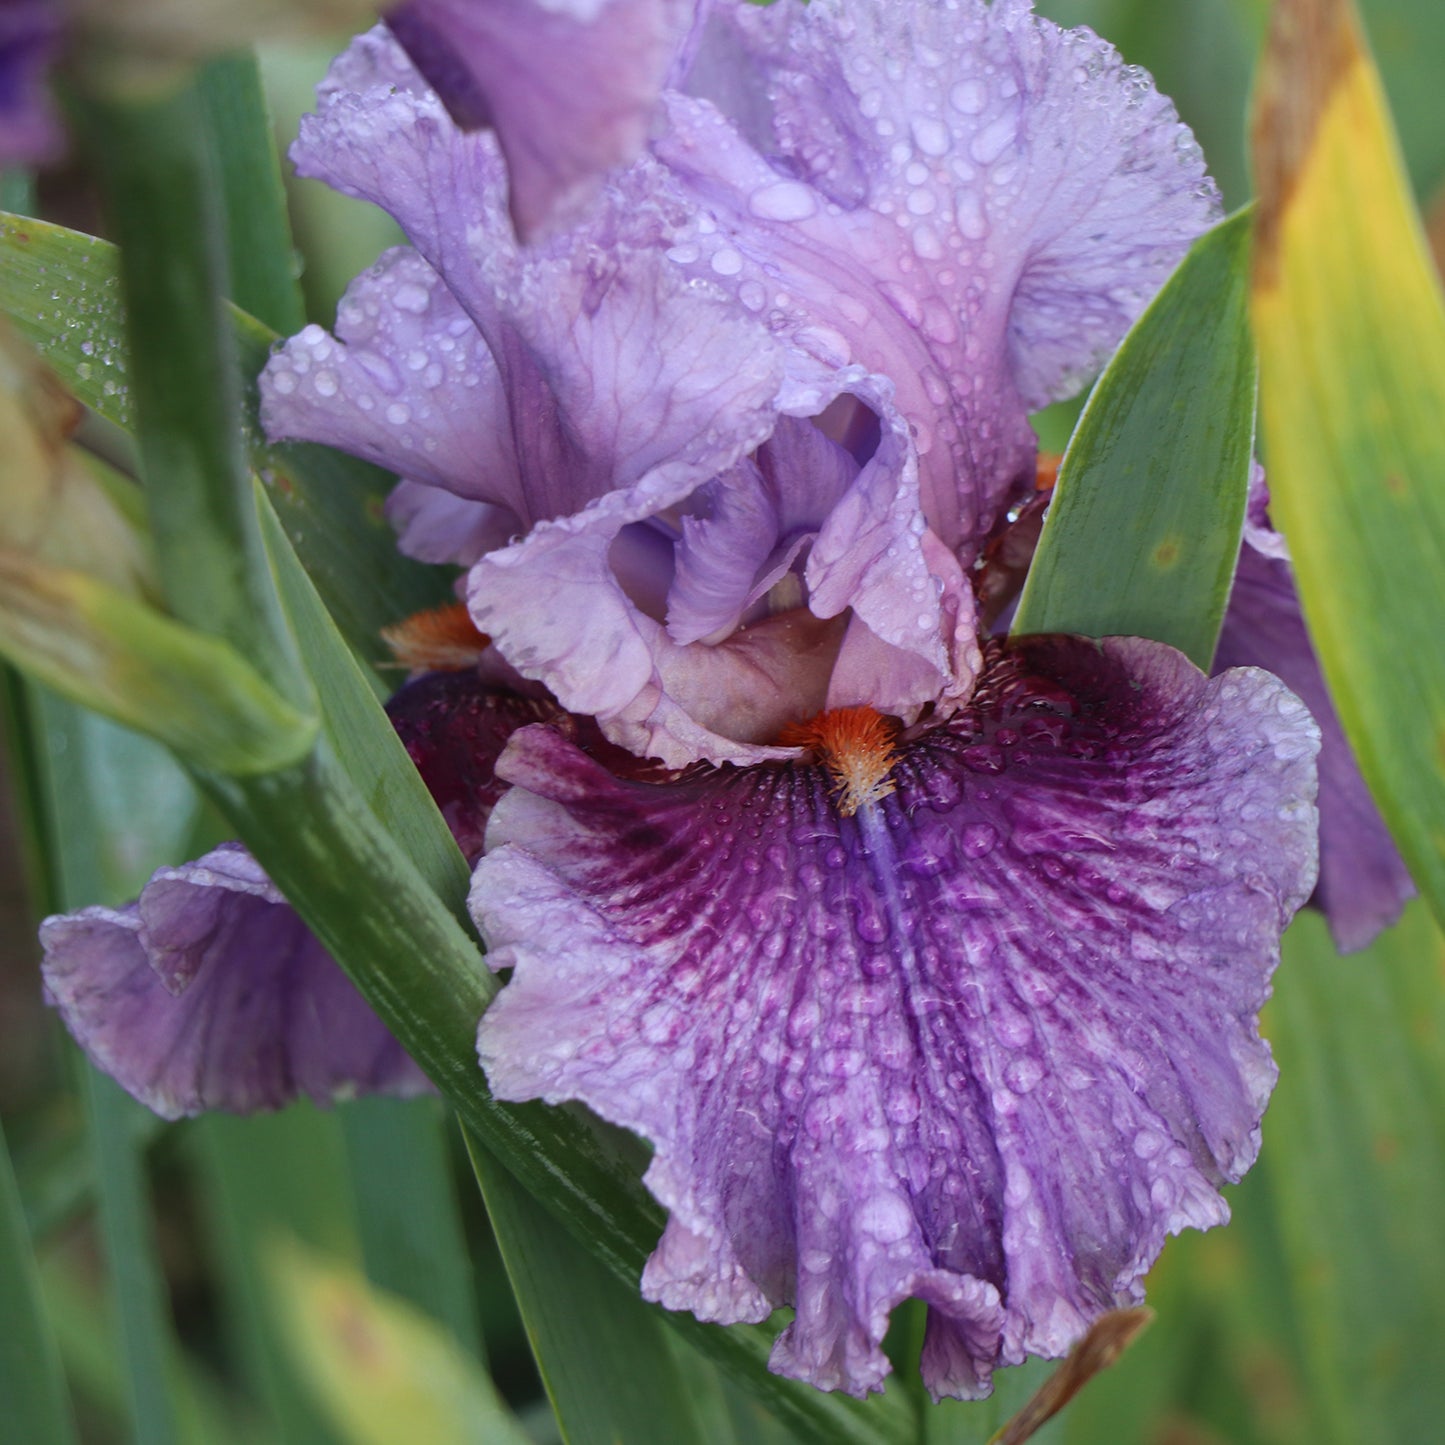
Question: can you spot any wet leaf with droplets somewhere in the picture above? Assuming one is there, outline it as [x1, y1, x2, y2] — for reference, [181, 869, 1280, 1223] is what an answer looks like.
[0, 211, 451, 661]
[1012, 207, 1256, 669]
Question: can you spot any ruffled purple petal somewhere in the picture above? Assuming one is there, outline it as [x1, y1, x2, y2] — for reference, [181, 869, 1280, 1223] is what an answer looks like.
[472, 636, 1319, 1397]
[667, 417, 861, 646]
[263, 14, 1207, 765]
[1215, 535, 1413, 952]
[0, 0, 62, 168]
[385, 482, 518, 568]
[386, 0, 698, 239]
[462, 367, 975, 765]
[40, 844, 428, 1118]
[274, 33, 973, 761]
[655, 0, 1220, 552]
[40, 672, 555, 1118]
[262, 248, 520, 508]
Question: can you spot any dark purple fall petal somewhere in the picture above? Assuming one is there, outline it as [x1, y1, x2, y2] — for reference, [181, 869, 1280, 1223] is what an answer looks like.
[1215, 537, 1413, 951]
[39, 672, 548, 1117]
[472, 637, 1319, 1398]
[386, 0, 698, 239]
[0, 0, 62, 167]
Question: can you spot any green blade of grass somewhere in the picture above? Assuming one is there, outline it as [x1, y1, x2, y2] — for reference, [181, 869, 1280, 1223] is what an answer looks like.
[1261, 904, 1445, 1443]
[341, 1100, 484, 1359]
[198, 70, 485, 1371]
[192, 1110, 357, 1445]
[0, 1117, 79, 1445]
[198, 49, 308, 337]
[73, 85, 306, 708]
[24, 684, 188, 1445]
[467, 1132, 718, 1445]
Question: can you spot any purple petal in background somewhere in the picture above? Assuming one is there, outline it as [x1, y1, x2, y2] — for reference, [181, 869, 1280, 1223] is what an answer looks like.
[473, 636, 1319, 1397]
[386, 0, 698, 238]
[40, 672, 554, 1117]
[0, 0, 62, 167]
[40, 844, 428, 1118]
[1215, 536, 1413, 951]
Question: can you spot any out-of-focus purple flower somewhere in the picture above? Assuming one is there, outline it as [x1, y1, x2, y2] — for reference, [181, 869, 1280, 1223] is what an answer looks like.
[474, 637, 1318, 1396]
[1213, 484, 1413, 951]
[0, 0, 63, 167]
[385, 0, 701, 239]
[42, 843, 430, 1118]
[40, 666, 557, 1117]
[260, 1, 1219, 768]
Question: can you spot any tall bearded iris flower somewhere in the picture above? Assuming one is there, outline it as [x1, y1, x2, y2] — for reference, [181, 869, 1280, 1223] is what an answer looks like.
[39, 0, 1328, 1404]
[247, 0, 1320, 1399]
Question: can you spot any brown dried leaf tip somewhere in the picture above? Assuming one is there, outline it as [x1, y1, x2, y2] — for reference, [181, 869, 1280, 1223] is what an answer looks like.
[1252, 0, 1361, 282]
[992, 1307, 1155, 1445]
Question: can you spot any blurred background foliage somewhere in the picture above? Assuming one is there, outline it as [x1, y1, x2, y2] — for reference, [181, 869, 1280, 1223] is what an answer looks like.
[1, 2, 1443, 1442]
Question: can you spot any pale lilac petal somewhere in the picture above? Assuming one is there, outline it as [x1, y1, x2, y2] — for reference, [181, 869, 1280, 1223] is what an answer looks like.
[657, 0, 1219, 552]
[288, 40, 791, 521]
[1215, 536, 1412, 951]
[0, 0, 62, 167]
[666, 417, 860, 645]
[272, 30, 990, 761]
[473, 636, 1319, 1397]
[385, 481, 519, 568]
[386, 0, 698, 238]
[470, 515, 847, 765]
[40, 845, 428, 1118]
[667, 458, 799, 647]
[288, 27, 515, 306]
[261, 248, 519, 507]
[466, 367, 974, 765]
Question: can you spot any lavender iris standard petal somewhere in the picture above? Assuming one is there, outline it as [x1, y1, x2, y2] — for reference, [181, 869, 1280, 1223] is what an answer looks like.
[261, 1, 1215, 769]
[386, 0, 699, 239]
[472, 637, 1320, 1398]
[660, 0, 1220, 552]
[39, 669, 555, 1117]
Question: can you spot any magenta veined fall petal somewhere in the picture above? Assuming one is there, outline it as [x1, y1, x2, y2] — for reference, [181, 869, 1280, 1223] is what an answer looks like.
[472, 636, 1320, 1398]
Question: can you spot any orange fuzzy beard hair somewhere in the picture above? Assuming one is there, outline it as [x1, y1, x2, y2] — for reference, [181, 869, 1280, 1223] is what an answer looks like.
[381, 601, 490, 672]
[778, 705, 900, 817]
